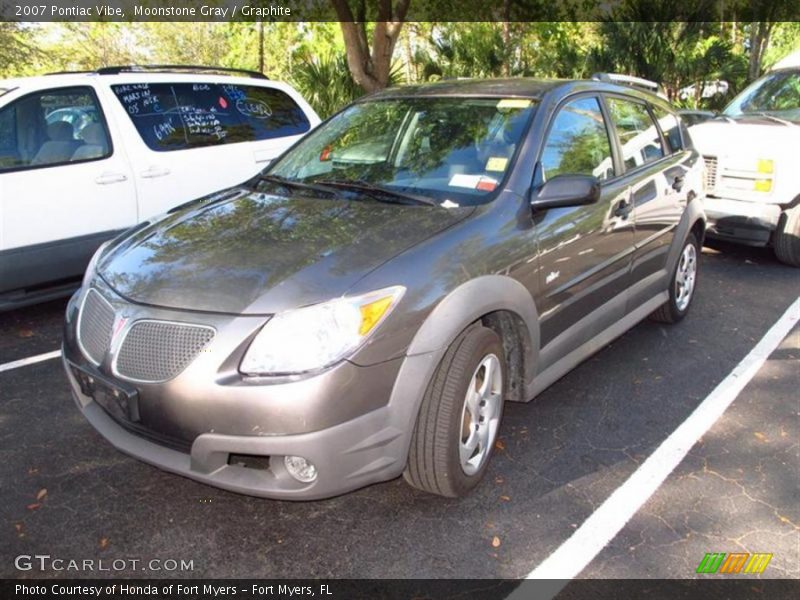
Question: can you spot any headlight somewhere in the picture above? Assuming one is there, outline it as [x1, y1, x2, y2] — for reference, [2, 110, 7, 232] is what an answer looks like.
[240, 286, 405, 376]
[82, 240, 112, 288]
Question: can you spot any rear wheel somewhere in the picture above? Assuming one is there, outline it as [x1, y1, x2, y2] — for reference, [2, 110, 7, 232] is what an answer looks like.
[650, 232, 699, 323]
[774, 205, 800, 267]
[404, 325, 506, 497]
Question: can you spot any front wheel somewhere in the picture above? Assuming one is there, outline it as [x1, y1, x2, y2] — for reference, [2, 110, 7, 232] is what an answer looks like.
[650, 232, 700, 324]
[404, 325, 506, 498]
[774, 204, 800, 267]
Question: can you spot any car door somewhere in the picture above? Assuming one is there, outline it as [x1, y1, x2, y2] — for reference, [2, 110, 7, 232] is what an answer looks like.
[604, 96, 687, 306]
[0, 85, 137, 297]
[101, 79, 315, 220]
[533, 95, 635, 370]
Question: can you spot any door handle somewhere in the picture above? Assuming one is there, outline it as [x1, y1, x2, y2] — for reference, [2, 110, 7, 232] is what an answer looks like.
[672, 175, 685, 192]
[614, 199, 632, 219]
[140, 166, 171, 179]
[95, 172, 128, 185]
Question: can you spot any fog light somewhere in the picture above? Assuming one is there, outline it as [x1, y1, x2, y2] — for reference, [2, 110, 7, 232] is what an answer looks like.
[284, 455, 317, 483]
[754, 179, 772, 192]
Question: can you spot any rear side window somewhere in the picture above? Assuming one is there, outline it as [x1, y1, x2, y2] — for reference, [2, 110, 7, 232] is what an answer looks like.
[0, 86, 111, 172]
[540, 96, 615, 181]
[112, 83, 311, 152]
[651, 105, 683, 154]
[606, 97, 664, 170]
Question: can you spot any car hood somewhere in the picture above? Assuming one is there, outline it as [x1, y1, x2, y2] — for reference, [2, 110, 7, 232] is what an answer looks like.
[689, 118, 799, 157]
[100, 187, 473, 314]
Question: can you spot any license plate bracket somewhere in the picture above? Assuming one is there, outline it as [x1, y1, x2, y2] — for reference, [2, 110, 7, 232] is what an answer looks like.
[71, 365, 140, 423]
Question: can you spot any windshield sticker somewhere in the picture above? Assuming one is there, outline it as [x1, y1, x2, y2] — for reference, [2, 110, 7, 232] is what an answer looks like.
[486, 157, 509, 172]
[476, 177, 498, 192]
[449, 174, 498, 192]
[449, 174, 483, 189]
[497, 98, 532, 109]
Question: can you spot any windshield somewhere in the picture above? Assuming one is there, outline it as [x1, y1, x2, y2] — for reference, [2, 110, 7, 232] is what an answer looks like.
[267, 96, 537, 206]
[723, 70, 800, 122]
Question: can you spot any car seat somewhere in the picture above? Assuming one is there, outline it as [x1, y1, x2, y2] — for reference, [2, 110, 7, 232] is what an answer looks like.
[31, 121, 81, 166]
[71, 123, 108, 161]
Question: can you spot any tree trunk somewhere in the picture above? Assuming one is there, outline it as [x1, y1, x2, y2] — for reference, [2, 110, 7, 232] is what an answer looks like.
[748, 21, 773, 80]
[331, 0, 411, 93]
[258, 20, 264, 73]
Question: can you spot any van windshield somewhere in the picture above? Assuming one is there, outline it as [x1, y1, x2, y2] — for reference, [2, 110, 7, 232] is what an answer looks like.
[723, 70, 800, 123]
[268, 97, 537, 206]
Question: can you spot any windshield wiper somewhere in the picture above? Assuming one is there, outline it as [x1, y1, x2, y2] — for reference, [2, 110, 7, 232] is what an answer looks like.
[314, 178, 438, 206]
[259, 174, 339, 196]
[755, 112, 797, 126]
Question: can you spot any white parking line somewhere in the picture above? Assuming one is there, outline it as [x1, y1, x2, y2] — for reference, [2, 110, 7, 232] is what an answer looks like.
[517, 296, 800, 584]
[0, 350, 61, 374]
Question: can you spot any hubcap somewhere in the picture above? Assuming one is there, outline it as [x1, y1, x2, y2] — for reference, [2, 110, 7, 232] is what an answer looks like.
[459, 353, 503, 476]
[675, 243, 697, 312]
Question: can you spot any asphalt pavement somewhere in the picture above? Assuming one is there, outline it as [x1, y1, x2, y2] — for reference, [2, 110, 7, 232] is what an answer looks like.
[0, 240, 797, 580]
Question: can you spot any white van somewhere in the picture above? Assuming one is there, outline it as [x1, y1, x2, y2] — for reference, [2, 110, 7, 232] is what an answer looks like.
[0, 66, 320, 309]
[689, 65, 800, 266]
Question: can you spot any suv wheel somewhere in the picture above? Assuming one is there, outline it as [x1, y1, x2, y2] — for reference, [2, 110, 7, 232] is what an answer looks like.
[774, 204, 800, 267]
[404, 325, 506, 497]
[650, 232, 700, 323]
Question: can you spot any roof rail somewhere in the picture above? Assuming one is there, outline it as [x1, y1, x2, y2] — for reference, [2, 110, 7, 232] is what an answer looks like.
[592, 72, 664, 96]
[95, 65, 268, 79]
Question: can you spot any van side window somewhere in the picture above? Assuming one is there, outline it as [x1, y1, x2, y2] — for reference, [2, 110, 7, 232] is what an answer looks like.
[112, 83, 311, 152]
[606, 97, 664, 170]
[540, 96, 615, 181]
[651, 105, 683, 154]
[0, 87, 111, 172]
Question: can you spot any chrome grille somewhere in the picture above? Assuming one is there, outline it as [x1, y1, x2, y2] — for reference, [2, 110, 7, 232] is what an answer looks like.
[704, 155, 718, 191]
[78, 289, 115, 364]
[115, 320, 215, 382]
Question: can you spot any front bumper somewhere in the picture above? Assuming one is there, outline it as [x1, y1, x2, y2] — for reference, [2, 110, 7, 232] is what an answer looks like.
[702, 196, 782, 246]
[62, 284, 430, 500]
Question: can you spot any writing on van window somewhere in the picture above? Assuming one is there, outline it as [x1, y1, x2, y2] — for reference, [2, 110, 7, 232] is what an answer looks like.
[112, 82, 311, 152]
[153, 118, 177, 142]
[115, 84, 162, 115]
[237, 98, 272, 119]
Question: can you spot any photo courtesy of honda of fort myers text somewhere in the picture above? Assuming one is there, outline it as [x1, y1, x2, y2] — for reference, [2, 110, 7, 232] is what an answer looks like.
[2, 0, 800, 599]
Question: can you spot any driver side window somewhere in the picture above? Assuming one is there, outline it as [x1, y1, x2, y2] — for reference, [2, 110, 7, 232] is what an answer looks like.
[0, 86, 111, 172]
[540, 96, 614, 182]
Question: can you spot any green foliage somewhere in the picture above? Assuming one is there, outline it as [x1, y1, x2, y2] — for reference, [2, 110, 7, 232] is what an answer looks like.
[1, 18, 799, 117]
[290, 52, 365, 118]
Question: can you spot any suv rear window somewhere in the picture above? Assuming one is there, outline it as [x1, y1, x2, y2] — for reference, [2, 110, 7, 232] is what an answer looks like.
[606, 97, 665, 170]
[651, 105, 683, 154]
[112, 83, 311, 152]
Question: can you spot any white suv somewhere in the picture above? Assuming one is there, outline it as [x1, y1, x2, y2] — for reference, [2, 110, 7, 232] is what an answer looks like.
[689, 66, 800, 266]
[0, 66, 320, 309]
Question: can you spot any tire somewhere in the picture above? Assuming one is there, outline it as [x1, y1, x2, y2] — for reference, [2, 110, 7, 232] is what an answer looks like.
[774, 205, 800, 267]
[650, 232, 700, 324]
[404, 325, 506, 498]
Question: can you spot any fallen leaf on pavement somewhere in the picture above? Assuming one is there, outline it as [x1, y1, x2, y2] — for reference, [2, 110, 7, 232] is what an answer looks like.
[99, 537, 109, 550]
[18, 328, 34, 338]
[500, 495, 511, 502]
[495, 440, 506, 450]
[26, 503, 41, 511]
[754, 432, 768, 442]
[491, 536, 501, 548]
[36, 488, 47, 501]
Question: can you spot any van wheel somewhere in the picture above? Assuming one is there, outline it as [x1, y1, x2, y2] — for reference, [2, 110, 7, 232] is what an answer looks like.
[774, 205, 800, 267]
[650, 232, 699, 324]
[404, 325, 506, 497]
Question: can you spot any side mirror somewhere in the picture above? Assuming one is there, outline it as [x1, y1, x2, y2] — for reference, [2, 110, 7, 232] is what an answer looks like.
[531, 174, 601, 211]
